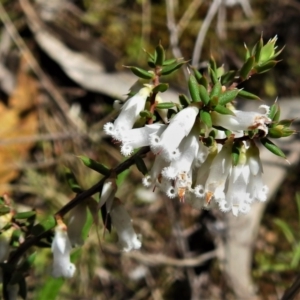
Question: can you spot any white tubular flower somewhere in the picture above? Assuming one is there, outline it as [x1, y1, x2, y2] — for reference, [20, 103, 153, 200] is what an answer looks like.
[103, 85, 152, 140]
[204, 139, 233, 203]
[52, 222, 76, 278]
[67, 203, 87, 247]
[162, 133, 199, 179]
[120, 124, 166, 156]
[110, 198, 142, 252]
[99, 178, 117, 212]
[211, 105, 271, 135]
[246, 142, 268, 202]
[219, 164, 252, 216]
[150, 106, 199, 161]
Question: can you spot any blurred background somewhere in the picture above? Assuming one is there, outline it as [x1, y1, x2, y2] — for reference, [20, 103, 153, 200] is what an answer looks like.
[0, 0, 300, 299]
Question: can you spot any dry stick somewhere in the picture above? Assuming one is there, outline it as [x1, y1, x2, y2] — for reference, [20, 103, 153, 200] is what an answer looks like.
[8, 146, 150, 264]
[191, 0, 221, 67]
[0, 1, 79, 132]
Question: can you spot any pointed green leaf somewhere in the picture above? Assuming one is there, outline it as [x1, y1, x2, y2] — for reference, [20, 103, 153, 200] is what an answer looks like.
[200, 110, 212, 128]
[0, 206, 10, 216]
[255, 60, 279, 74]
[244, 43, 251, 61]
[220, 70, 237, 85]
[155, 43, 165, 66]
[209, 67, 218, 84]
[126, 66, 154, 79]
[199, 85, 210, 105]
[78, 156, 110, 176]
[210, 81, 222, 99]
[152, 83, 169, 93]
[155, 102, 175, 109]
[140, 110, 154, 119]
[209, 56, 217, 72]
[147, 59, 155, 68]
[160, 61, 186, 75]
[31, 216, 56, 237]
[261, 138, 286, 158]
[240, 56, 255, 80]
[163, 58, 178, 66]
[188, 74, 201, 103]
[238, 90, 260, 100]
[254, 35, 263, 62]
[268, 103, 279, 120]
[192, 68, 202, 82]
[218, 89, 239, 106]
[260, 41, 276, 63]
[14, 211, 36, 220]
[65, 168, 82, 193]
[199, 76, 208, 89]
[214, 105, 235, 116]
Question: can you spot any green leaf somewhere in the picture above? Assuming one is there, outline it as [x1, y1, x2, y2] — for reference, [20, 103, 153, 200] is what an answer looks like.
[163, 58, 178, 66]
[254, 60, 279, 74]
[254, 35, 263, 62]
[134, 156, 148, 175]
[200, 110, 212, 128]
[198, 75, 208, 89]
[140, 110, 154, 119]
[220, 70, 237, 85]
[218, 89, 239, 106]
[268, 103, 279, 120]
[274, 218, 295, 245]
[31, 216, 56, 237]
[209, 56, 217, 72]
[155, 102, 175, 109]
[35, 277, 64, 300]
[192, 68, 202, 82]
[240, 56, 255, 80]
[260, 41, 276, 63]
[188, 74, 201, 103]
[213, 105, 235, 116]
[0, 206, 10, 216]
[152, 83, 169, 93]
[65, 168, 82, 193]
[160, 61, 186, 75]
[14, 211, 36, 220]
[199, 85, 210, 105]
[244, 43, 251, 61]
[261, 138, 286, 158]
[147, 59, 155, 68]
[179, 94, 191, 107]
[210, 81, 222, 100]
[209, 67, 218, 84]
[238, 90, 260, 100]
[78, 156, 110, 176]
[126, 66, 154, 79]
[155, 43, 165, 66]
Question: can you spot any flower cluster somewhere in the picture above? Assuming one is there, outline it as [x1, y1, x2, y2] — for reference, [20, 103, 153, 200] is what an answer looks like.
[103, 86, 273, 217]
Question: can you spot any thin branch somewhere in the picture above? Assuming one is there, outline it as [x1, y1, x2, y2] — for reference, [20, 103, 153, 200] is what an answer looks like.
[8, 146, 151, 264]
[0, 1, 80, 132]
[192, 0, 222, 67]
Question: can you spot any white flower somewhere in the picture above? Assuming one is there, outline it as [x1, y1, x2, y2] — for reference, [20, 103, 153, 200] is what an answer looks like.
[103, 85, 152, 140]
[211, 105, 271, 135]
[67, 203, 87, 247]
[52, 222, 76, 278]
[246, 142, 269, 202]
[110, 198, 141, 252]
[120, 124, 166, 156]
[150, 106, 199, 161]
[219, 164, 252, 216]
[204, 139, 233, 203]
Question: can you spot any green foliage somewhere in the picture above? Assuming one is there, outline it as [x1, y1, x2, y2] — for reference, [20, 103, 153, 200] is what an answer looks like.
[255, 194, 300, 273]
